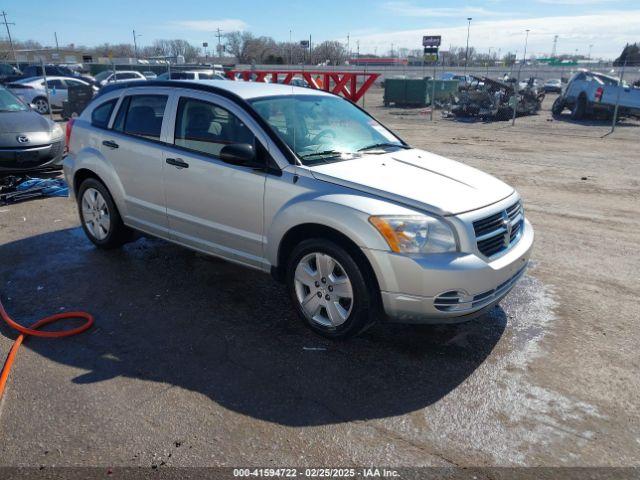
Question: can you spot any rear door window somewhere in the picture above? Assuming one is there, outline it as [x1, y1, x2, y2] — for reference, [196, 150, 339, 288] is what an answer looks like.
[113, 94, 168, 140]
[91, 99, 117, 128]
[46, 79, 66, 90]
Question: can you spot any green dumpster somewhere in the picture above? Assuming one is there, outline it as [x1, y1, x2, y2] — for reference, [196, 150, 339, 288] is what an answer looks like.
[384, 78, 459, 107]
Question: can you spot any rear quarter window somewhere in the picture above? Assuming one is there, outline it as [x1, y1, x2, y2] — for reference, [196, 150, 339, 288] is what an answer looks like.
[91, 99, 117, 129]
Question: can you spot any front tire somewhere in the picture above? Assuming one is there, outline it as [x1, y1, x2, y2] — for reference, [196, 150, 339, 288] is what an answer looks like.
[286, 239, 374, 339]
[77, 178, 133, 249]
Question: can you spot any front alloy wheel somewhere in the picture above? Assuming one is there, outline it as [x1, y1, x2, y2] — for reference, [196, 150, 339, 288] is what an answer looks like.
[286, 238, 376, 339]
[294, 252, 354, 328]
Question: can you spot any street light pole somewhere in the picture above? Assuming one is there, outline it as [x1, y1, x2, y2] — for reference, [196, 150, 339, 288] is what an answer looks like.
[512, 29, 530, 126]
[463, 17, 472, 76]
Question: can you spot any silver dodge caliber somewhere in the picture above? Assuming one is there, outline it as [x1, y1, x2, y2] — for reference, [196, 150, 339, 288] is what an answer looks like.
[64, 80, 533, 338]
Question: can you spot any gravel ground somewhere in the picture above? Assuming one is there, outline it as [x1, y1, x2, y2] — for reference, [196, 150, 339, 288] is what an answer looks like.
[0, 88, 638, 471]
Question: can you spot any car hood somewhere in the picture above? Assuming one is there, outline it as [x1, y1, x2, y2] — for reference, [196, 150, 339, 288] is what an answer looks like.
[309, 148, 514, 215]
[0, 110, 53, 133]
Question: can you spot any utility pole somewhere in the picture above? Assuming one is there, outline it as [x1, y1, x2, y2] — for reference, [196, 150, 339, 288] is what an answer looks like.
[512, 29, 530, 126]
[347, 33, 350, 62]
[588, 44, 593, 61]
[1, 11, 17, 63]
[132, 29, 142, 59]
[215, 27, 224, 58]
[356, 40, 360, 66]
[289, 29, 292, 65]
[463, 17, 472, 76]
[606, 44, 629, 136]
[551, 35, 558, 58]
[54, 32, 59, 51]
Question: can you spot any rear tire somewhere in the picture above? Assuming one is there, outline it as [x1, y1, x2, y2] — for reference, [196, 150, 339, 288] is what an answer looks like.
[286, 238, 375, 339]
[551, 96, 565, 117]
[571, 95, 586, 120]
[32, 97, 49, 114]
[77, 178, 133, 249]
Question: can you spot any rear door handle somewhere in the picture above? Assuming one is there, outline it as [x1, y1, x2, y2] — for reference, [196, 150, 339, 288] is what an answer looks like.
[102, 140, 119, 149]
[166, 157, 189, 169]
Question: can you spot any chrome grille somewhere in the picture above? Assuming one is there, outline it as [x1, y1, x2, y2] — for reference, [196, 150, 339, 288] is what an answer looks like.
[50, 141, 64, 159]
[473, 201, 524, 258]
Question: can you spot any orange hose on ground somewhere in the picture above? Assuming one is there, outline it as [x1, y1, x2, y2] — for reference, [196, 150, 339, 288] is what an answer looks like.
[0, 298, 93, 400]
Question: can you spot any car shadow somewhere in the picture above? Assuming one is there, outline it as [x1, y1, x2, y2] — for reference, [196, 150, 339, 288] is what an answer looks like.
[551, 112, 640, 127]
[0, 228, 507, 426]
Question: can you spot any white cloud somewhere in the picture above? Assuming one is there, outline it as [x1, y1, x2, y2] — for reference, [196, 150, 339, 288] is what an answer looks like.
[354, 10, 640, 59]
[171, 19, 248, 32]
[383, 1, 511, 17]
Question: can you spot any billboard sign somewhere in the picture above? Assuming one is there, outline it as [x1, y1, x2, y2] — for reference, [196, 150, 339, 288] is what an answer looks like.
[422, 35, 442, 47]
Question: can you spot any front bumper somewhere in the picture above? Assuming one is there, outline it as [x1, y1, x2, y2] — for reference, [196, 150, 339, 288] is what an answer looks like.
[364, 218, 534, 324]
[0, 141, 65, 173]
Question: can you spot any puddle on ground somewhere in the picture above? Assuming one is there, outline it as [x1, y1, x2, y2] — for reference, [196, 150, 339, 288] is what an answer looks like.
[377, 267, 603, 465]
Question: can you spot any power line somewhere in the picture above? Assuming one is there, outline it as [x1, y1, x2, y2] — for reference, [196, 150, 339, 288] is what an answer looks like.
[1, 11, 17, 63]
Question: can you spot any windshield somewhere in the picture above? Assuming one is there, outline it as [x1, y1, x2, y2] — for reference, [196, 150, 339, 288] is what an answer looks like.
[250, 95, 405, 165]
[94, 71, 111, 82]
[0, 87, 28, 112]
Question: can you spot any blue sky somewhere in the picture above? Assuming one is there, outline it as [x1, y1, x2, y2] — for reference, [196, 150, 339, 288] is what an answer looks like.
[5, 0, 640, 59]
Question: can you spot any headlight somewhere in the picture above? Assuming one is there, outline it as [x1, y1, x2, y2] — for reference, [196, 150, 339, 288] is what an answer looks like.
[369, 215, 457, 254]
[51, 123, 63, 136]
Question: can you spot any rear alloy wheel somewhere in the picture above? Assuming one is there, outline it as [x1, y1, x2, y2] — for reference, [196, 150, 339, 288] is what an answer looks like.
[77, 178, 133, 249]
[32, 97, 49, 114]
[287, 238, 375, 339]
[81, 188, 111, 241]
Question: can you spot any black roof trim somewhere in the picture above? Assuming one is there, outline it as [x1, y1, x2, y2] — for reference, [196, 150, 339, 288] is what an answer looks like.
[96, 80, 300, 165]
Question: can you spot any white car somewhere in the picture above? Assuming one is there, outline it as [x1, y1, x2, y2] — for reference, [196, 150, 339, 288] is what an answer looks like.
[7, 76, 98, 114]
[169, 70, 226, 80]
[95, 70, 147, 87]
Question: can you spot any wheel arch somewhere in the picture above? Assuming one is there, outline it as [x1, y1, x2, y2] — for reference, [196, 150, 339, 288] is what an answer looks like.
[273, 223, 382, 303]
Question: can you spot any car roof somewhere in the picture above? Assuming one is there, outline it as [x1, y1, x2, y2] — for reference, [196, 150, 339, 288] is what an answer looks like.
[16, 75, 88, 83]
[106, 79, 331, 100]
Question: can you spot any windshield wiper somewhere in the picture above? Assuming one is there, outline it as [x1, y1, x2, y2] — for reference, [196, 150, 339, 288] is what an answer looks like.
[358, 142, 410, 152]
[299, 149, 346, 159]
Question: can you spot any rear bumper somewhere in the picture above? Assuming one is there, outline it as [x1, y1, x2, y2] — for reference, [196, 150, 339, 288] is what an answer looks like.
[364, 219, 534, 324]
[0, 141, 64, 173]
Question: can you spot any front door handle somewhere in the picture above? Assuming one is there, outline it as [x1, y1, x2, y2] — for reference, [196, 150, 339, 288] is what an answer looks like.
[102, 140, 119, 149]
[166, 157, 189, 169]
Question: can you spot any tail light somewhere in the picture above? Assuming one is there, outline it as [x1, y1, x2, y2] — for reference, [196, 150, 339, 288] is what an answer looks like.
[64, 118, 75, 154]
[595, 87, 604, 102]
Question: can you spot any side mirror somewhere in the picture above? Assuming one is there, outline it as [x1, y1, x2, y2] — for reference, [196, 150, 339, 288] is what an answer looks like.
[219, 143, 262, 168]
[29, 103, 37, 110]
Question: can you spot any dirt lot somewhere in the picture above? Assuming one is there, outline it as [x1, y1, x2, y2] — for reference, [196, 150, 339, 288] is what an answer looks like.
[0, 88, 639, 471]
